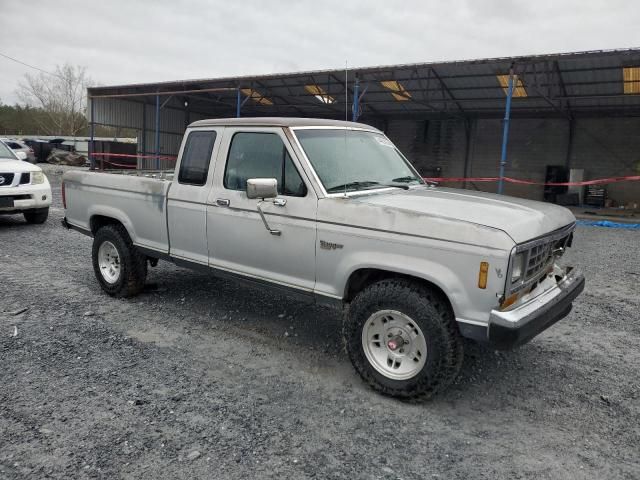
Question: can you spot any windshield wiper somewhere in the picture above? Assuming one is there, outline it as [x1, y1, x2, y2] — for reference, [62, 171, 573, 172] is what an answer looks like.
[326, 181, 379, 193]
[391, 175, 422, 184]
[326, 180, 410, 193]
[379, 183, 410, 190]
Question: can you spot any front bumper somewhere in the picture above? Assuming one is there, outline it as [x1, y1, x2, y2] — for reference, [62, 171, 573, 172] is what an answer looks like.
[0, 183, 52, 214]
[487, 267, 585, 349]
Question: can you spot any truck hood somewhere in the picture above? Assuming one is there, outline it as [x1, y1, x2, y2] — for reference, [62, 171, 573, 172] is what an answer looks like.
[0, 159, 41, 173]
[353, 186, 575, 244]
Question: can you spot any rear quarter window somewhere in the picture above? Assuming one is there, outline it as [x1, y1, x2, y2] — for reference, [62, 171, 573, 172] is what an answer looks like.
[178, 131, 217, 186]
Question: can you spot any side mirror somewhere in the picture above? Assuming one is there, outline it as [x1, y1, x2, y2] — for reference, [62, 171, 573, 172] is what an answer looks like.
[246, 178, 281, 236]
[15, 151, 28, 161]
[246, 178, 278, 199]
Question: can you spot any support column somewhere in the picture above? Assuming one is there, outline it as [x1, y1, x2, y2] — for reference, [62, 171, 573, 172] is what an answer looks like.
[141, 102, 146, 168]
[352, 77, 360, 122]
[498, 68, 515, 195]
[565, 117, 575, 169]
[462, 118, 475, 190]
[236, 88, 241, 118]
[155, 94, 160, 170]
[89, 97, 95, 169]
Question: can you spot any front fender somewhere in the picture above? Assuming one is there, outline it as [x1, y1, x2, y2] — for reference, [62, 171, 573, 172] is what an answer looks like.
[315, 240, 510, 325]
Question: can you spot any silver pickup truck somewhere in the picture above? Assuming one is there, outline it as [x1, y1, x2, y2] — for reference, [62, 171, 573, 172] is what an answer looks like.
[62, 117, 585, 399]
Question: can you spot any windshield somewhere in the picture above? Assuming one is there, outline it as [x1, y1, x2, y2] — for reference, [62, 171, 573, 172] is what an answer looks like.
[0, 141, 17, 161]
[294, 129, 422, 193]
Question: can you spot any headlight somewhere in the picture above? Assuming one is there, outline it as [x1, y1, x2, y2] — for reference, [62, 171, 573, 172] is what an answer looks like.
[511, 252, 526, 282]
[30, 171, 45, 184]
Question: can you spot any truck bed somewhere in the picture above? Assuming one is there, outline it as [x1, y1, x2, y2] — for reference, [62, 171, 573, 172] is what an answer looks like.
[63, 169, 173, 254]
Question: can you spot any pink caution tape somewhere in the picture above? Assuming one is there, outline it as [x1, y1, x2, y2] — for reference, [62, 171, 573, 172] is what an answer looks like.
[424, 176, 640, 186]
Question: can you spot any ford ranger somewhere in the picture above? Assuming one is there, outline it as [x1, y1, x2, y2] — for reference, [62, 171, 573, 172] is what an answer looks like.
[62, 117, 585, 399]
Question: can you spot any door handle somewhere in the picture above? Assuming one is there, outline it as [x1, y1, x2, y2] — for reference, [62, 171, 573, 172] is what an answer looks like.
[216, 198, 230, 207]
[273, 198, 287, 207]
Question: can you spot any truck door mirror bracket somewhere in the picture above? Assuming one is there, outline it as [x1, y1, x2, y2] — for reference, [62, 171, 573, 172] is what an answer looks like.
[256, 201, 281, 236]
[246, 178, 281, 236]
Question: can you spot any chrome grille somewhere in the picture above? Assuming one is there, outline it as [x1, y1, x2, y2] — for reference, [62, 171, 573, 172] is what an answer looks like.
[525, 242, 554, 280]
[508, 223, 575, 294]
[0, 173, 15, 186]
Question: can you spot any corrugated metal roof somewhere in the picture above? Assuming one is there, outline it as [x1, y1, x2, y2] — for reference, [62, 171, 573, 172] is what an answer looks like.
[189, 117, 379, 129]
[88, 48, 640, 119]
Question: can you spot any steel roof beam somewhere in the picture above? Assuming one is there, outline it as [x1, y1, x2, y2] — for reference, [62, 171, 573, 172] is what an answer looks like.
[429, 67, 465, 114]
[553, 60, 572, 118]
[518, 62, 572, 120]
[90, 75, 640, 101]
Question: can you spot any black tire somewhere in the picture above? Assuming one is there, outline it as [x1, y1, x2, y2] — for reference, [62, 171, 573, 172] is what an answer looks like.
[344, 278, 463, 400]
[92, 224, 147, 297]
[23, 208, 49, 224]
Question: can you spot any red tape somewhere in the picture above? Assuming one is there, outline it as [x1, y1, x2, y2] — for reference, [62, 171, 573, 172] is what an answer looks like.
[99, 159, 137, 169]
[90, 153, 177, 161]
[424, 176, 640, 186]
[89, 152, 639, 186]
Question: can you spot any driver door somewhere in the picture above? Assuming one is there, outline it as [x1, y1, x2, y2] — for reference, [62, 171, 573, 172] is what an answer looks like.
[206, 127, 317, 292]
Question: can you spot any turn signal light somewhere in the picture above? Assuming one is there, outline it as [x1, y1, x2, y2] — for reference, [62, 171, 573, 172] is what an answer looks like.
[478, 262, 489, 289]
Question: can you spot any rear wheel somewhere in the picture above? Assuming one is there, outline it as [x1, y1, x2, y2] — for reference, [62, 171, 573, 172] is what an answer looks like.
[92, 224, 147, 297]
[24, 208, 49, 224]
[344, 278, 463, 400]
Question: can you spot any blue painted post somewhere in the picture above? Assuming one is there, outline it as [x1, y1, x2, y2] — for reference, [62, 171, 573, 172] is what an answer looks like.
[498, 69, 514, 195]
[236, 88, 241, 118]
[352, 77, 360, 121]
[141, 102, 146, 165]
[89, 97, 95, 169]
[155, 94, 160, 170]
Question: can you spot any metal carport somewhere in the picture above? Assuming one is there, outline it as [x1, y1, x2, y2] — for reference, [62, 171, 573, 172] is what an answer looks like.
[87, 48, 640, 200]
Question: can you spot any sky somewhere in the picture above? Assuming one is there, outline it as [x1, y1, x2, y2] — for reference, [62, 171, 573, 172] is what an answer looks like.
[1, 0, 638, 105]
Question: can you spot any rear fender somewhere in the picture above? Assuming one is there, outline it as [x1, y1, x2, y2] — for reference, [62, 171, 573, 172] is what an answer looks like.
[88, 205, 136, 242]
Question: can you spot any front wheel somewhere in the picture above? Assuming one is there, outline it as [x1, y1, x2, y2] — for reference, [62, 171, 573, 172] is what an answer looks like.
[344, 279, 463, 400]
[92, 224, 147, 297]
[24, 208, 49, 224]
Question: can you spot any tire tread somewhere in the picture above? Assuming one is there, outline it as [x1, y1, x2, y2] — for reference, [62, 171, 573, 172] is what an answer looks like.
[344, 278, 463, 401]
[92, 224, 147, 297]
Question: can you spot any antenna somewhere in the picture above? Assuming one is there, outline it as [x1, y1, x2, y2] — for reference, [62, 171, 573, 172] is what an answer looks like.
[345, 61, 348, 121]
[344, 61, 349, 196]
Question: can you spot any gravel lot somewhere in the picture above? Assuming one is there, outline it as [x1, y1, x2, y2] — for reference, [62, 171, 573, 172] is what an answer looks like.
[1, 166, 639, 479]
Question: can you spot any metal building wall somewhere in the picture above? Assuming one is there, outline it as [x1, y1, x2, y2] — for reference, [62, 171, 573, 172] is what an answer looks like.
[386, 117, 640, 204]
[89, 95, 640, 204]
[90, 97, 209, 169]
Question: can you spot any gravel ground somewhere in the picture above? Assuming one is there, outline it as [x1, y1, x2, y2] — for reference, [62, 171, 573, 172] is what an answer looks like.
[1, 167, 639, 479]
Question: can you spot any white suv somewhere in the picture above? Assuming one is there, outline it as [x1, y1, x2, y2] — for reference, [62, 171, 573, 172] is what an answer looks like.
[0, 140, 52, 224]
[0, 138, 36, 163]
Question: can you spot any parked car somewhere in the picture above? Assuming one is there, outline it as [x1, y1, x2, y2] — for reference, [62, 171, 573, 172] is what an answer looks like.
[22, 138, 74, 163]
[0, 138, 36, 163]
[62, 118, 585, 399]
[0, 140, 52, 223]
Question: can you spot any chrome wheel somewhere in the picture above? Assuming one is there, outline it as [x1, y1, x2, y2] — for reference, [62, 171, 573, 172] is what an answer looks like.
[361, 310, 427, 380]
[98, 240, 121, 284]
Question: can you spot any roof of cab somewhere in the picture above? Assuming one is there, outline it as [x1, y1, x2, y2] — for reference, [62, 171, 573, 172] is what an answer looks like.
[188, 117, 381, 131]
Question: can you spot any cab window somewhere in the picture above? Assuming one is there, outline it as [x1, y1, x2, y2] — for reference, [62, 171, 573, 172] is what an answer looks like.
[223, 132, 307, 197]
[178, 131, 217, 185]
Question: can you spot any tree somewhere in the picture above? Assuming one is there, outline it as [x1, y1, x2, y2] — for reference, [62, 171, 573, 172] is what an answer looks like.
[0, 101, 50, 136]
[16, 64, 92, 136]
